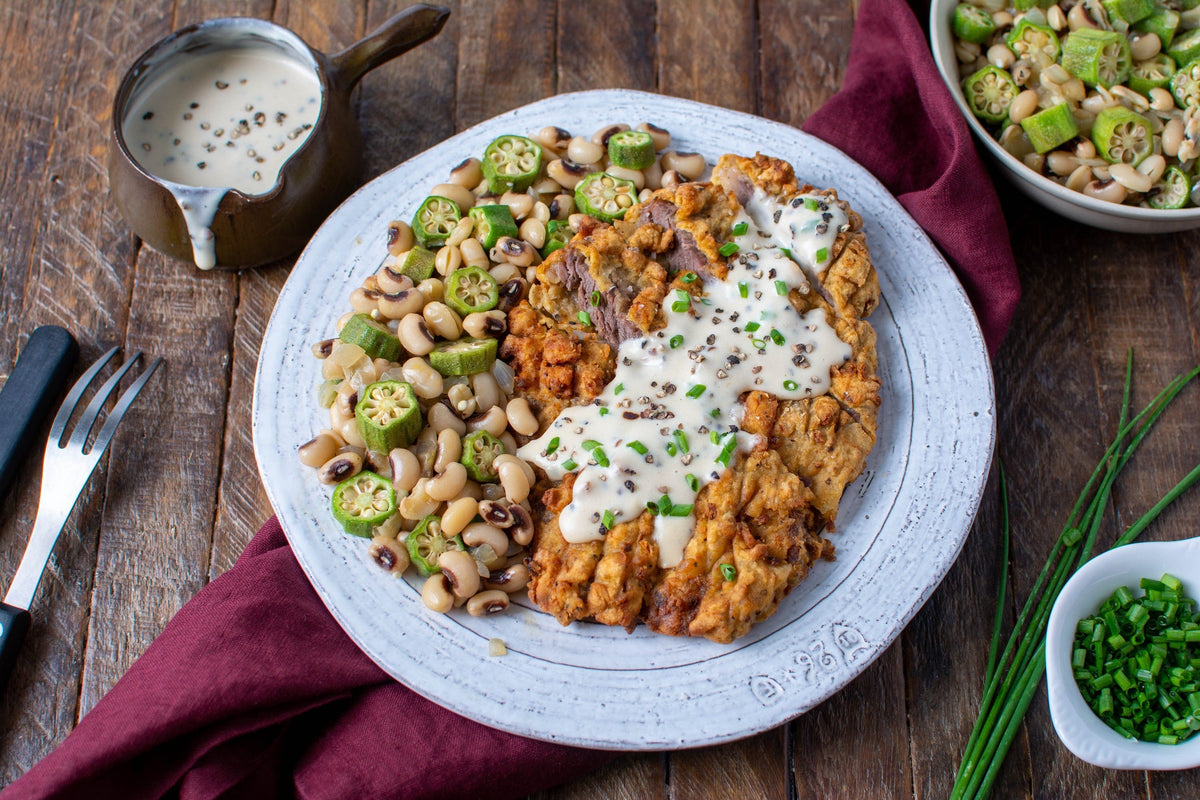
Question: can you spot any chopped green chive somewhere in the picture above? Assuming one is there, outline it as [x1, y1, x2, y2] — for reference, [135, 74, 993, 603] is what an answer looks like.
[666, 504, 693, 517]
[562, 458, 578, 471]
[628, 440, 648, 455]
[710, 408, 720, 418]
[590, 290, 601, 306]
[732, 221, 748, 236]
[744, 321, 760, 332]
[774, 280, 788, 296]
[770, 329, 785, 346]
[738, 282, 748, 298]
[716, 437, 737, 466]
[599, 407, 609, 416]
[710, 430, 721, 445]
[780, 247, 793, 260]
[686, 473, 700, 491]
[718, 242, 739, 257]
[577, 310, 592, 326]
[670, 334, 684, 348]
[614, 382, 624, 395]
[804, 197, 819, 212]
[657, 494, 673, 515]
[816, 247, 828, 263]
[602, 509, 615, 530]
[680, 271, 698, 284]
[673, 430, 690, 454]
[545, 436, 560, 455]
[581, 439, 609, 467]
[720, 563, 737, 581]
[686, 384, 706, 399]
[670, 290, 690, 313]
[752, 338, 766, 350]
[645, 501, 658, 514]
[666, 443, 677, 456]
[783, 379, 798, 391]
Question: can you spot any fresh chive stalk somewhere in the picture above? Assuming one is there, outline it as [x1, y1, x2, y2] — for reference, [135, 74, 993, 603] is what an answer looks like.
[951, 355, 1200, 800]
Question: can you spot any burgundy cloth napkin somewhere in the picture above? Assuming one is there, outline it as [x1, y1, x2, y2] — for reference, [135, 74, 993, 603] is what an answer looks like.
[5, 2, 1019, 798]
[804, 0, 1020, 354]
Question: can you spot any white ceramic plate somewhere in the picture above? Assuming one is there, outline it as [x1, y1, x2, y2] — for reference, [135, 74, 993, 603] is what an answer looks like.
[253, 89, 996, 750]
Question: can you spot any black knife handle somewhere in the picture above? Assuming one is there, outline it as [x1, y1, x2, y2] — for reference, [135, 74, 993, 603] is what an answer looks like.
[0, 602, 30, 694]
[0, 326, 77, 504]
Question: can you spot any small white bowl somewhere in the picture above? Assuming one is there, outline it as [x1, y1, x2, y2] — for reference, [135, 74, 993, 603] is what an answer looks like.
[928, 0, 1200, 233]
[1046, 538, 1200, 769]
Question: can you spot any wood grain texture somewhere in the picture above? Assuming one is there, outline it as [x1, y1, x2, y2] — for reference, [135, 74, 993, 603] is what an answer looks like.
[759, 0, 854, 125]
[556, 0, 655, 94]
[656, 0, 757, 113]
[455, 0, 556, 129]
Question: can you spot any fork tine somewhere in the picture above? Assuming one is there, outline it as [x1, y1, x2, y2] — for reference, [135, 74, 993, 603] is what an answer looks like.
[49, 346, 119, 447]
[88, 357, 163, 458]
[65, 353, 145, 454]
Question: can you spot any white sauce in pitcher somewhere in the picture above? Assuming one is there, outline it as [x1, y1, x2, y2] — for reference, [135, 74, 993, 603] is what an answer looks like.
[519, 188, 853, 568]
[121, 47, 322, 268]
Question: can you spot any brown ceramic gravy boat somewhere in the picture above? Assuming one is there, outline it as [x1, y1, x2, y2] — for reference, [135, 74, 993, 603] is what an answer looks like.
[109, 5, 449, 270]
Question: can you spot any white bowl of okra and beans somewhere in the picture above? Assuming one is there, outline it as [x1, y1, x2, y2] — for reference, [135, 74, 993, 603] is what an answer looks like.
[930, 0, 1200, 233]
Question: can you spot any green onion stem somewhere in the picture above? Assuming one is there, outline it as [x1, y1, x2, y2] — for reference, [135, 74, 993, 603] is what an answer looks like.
[984, 464, 1010, 689]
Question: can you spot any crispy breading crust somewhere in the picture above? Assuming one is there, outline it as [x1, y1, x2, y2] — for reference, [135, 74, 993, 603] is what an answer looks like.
[512, 153, 881, 643]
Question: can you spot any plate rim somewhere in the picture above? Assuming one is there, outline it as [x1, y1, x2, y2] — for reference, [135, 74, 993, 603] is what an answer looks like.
[252, 88, 997, 750]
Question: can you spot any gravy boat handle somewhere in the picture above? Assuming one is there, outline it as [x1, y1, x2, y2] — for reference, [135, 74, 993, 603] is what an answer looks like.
[329, 4, 451, 93]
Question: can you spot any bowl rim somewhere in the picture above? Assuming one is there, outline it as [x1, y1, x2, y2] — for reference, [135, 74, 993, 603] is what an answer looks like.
[927, 0, 1200, 222]
[1045, 538, 1200, 770]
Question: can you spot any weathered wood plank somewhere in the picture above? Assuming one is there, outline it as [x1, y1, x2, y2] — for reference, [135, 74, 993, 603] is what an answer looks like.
[758, 0, 855, 126]
[656, 0, 756, 114]
[455, 0, 556, 129]
[556, 0, 655, 94]
[535, 754, 666, 800]
[0, 0, 175, 782]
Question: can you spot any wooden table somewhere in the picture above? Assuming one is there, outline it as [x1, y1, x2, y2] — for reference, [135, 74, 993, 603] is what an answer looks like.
[3, 1, 1200, 797]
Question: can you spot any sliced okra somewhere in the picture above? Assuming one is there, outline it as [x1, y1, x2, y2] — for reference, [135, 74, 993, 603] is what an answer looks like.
[541, 219, 571, 257]
[574, 172, 639, 223]
[468, 204, 519, 250]
[1019, 102, 1078, 154]
[444, 266, 500, 317]
[428, 336, 498, 376]
[1062, 29, 1132, 89]
[1091, 106, 1154, 165]
[952, 3, 994, 46]
[1128, 54, 1177, 97]
[607, 130, 657, 169]
[1101, 0, 1154, 24]
[481, 135, 543, 194]
[1013, 0, 1054, 9]
[962, 66, 1018, 124]
[331, 471, 396, 538]
[1148, 166, 1192, 209]
[1134, 7, 1181, 48]
[412, 196, 461, 249]
[1006, 19, 1061, 65]
[394, 246, 436, 283]
[339, 313, 403, 362]
[1170, 61, 1200, 109]
[1166, 28, 1200, 71]
[355, 380, 423, 452]
[406, 515, 466, 576]
[460, 430, 506, 483]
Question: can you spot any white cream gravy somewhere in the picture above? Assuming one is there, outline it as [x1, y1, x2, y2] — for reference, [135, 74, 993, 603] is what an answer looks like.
[519, 188, 852, 568]
[122, 47, 322, 269]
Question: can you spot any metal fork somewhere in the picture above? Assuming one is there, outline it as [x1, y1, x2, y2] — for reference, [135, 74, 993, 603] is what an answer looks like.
[0, 347, 162, 693]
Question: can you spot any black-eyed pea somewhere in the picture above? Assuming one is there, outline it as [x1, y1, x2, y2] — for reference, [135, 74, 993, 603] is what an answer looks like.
[568, 212, 589, 232]
[549, 193, 574, 219]
[460, 480, 483, 501]
[531, 176, 561, 196]
[388, 447, 421, 493]
[299, 431, 340, 467]
[428, 401, 468, 436]
[508, 503, 534, 546]
[335, 311, 356, 334]
[441, 496, 479, 536]
[497, 278, 526, 313]
[1108, 163, 1154, 194]
[1130, 32, 1161, 62]
[412, 427, 438, 476]
[423, 301, 462, 340]
[636, 122, 670, 150]
[638, 188, 653, 203]
[448, 157, 483, 188]
[477, 499, 514, 528]
[1136, 154, 1166, 184]
[317, 451, 362, 485]
[495, 455, 531, 503]
[421, 573, 454, 613]
[349, 287, 381, 315]
[311, 338, 335, 359]
[398, 313, 436, 356]
[481, 482, 507, 502]
[660, 170, 683, 190]
[470, 369, 503, 411]
[416, 277, 444, 303]
[547, 158, 589, 190]
[466, 590, 510, 616]
[643, 158, 663, 190]
[484, 563, 530, 593]
[489, 262, 522, 284]
[435, 243, 462, 276]
[386, 220, 414, 257]
[590, 123, 629, 146]
[377, 262, 413, 294]
[519, 217, 547, 249]
[992, 11, 1012, 27]
[532, 125, 572, 155]
[1046, 150, 1078, 176]
[378, 288, 425, 320]
[462, 522, 509, 568]
[607, 164, 645, 190]
[1149, 88, 1174, 113]
[467, 406, 509, 438]
[491, 236, 538, 267]
[1162, 118, 1185, 158]
[401, 356, 443, 399]
[501, 191, 535, 220]
[567, 136, 604, 166]
[987, 43, 1014, 69]
[438, 549, 481, 598]
[662, 151, 705, 180]
[431, 183, 476, 214]
[399, 478, 440, 520]
[499, 432, 518, 456]
[462, 310, 507, 340]
[434, 428, 463, 473]
[447, 382, 477, 418]
[1046, 3, 1066, 30]
[1083, 179, 1128, 204]
[373, 511, 403, 538]
[505, 397, 538, 436]
[460, 237, 488, 270]
[1008, 90, 1039, 124]
[1022, 152, 1045, 173]
[368, 535, 410, 574]
[427, 462, 468, 501]
[531, 201, 551, 223]
[338, 418, 366, 449]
